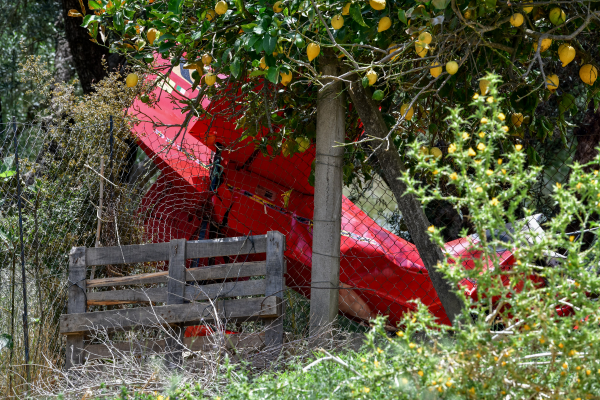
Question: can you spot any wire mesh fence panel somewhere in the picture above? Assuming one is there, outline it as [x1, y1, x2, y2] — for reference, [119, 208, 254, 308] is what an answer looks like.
[0, 75, 593, 396]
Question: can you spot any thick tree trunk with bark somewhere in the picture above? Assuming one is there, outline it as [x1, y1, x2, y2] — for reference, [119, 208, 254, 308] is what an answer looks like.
[61, 0, 125, 93]
[54, 14, 75, 84]
[346, 75, 464, 326]
[309, 50, 344, 336]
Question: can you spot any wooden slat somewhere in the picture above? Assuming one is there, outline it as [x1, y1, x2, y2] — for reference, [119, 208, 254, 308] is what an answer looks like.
[66, 247, 87, 369]
[85, 242, 170, 266]
[264, 231, 286, 347]
[85, 261, 266, 288]
[86, 280, 267, 306]
[83, 333, 265, 361]
[166, 239, 187, 365]
[187, 235, 267, 259]
[60, 296, 280, 334]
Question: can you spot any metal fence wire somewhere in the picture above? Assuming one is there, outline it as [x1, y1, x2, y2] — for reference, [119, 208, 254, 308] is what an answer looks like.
[0, 89, 591, 393]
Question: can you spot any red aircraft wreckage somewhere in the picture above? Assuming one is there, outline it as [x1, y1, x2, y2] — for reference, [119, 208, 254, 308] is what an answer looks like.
[129, 55, 566, 332]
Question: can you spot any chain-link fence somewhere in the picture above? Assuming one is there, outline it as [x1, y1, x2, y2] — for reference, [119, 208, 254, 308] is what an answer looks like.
[0, 76, 593, 395]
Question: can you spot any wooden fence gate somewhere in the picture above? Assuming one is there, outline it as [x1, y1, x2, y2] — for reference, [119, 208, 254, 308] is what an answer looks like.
[60, 231, 285, 369]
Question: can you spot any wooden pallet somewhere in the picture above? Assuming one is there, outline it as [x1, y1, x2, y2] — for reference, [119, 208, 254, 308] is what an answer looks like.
[61, 232, 285, 369]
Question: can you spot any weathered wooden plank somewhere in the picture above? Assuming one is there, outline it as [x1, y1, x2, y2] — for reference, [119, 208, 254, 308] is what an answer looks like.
[84, 333, 265, 360]
[86, 279, 267, 306]
[264, 231, 286, 348]
[85, 261, 266, 288]
[85, 242, 170, 266]
[187, 235, 267, 259]
[60, 296, 280, 334]
[166, 239, 187, 366]
[66, 247, 87, 369]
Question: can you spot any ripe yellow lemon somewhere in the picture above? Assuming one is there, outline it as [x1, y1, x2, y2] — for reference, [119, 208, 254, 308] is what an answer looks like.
[202, 53, 213, 65]
[400, 104, 414, 121]
[430, 62, 442, 78]
[331, 14, 344, 30]
[378, 16, 391, 32]
[579, 64, 598, 86]
[205, 9, 216, 21]
[147, 28, 158, 45]
[342, 2, 350, 15]
[533, 38, 552, 52]
[511, 113, 523, 127]
[387, 43, 399, 61]
[369, 0, 386, 11]
[545, 74, 559, 91]
[415, 43, 427, 58]
[430, 147, 443, 159]
[522, 0, 533, 13]
[558, 44, 575, 67]
[273, 1, 283, 12]
[418, 32, 432, 45]
[259, 56, 268, 70]
[510, 13, 524, 27]
[479, 79, 490, 95]
[366, 69, 377, 86]
[215, 1, 228, 15]
[280, 70, 293, 86]
[446, 61, 459, 75]
[549, 7, 566, 25]
[307, 42, 320, 61]
[126, 73, 138, 87]
[205, 73, 217, 86]
[420, 146, 429, 156]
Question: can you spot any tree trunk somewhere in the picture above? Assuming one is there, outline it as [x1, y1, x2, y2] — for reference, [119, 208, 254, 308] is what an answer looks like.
[309, 50, 345, 337]
[346, 75, 464, 326]
[54, 13, 75, 84]
[61, 0, 125, 93]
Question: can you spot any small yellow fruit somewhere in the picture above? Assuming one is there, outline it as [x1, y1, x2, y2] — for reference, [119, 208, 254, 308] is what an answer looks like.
[446, 61, 459, 75]
[215, 0, 228, 15]
[369, 0, 386, 11]
[205, 9, 216, 21]
[400, 104, 414, 121]
[510, 13, 524, 27]
[331, 14, 344, 30]
[418, 32, 432, 45]
[512, 113, 524, 127]
[204, 73, 217, 86]
[126, 73, 138, 87]
[549, 7, 566, 25]
[546, 74, 559, 91]
[580, 64, 598, 86]
[259, 56, 268, 70]
[430, 147, 443, 159]
[479, 79, 490, 95]
[273, 1, 283, 12]
[430, 62, 442, 78]
[523, 0, 533, 13]
[280, 71, 293, 86]
[147, 28, 159, 45]
[558, 44, 576, 67]
[378, 16, 391, 32]
[533, 38, 552, 53]
[342, 2, 350, 15]
[415, 43, 427, 58]
[387, 43, 399, 61]
[366, 69, 378, 86]
[307, 42, 320, 61]
[202, 53, 213, 65]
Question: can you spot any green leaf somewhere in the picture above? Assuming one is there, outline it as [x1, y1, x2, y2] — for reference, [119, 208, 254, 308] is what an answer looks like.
[241, 23, 257, 32]
[168, 0, 184, 15]
[398, 10, 408, 25]
[349, 3, 368, 27]
[267, 66, 279, 83]
[361, 76, 370, 88]
[158, 41, 176, 52]
[82, 14, 101, 28]
[263, 35, 277, 54]
[233, 0, 243, 14]
[250, 70, 268, 77]
[88, 0, 102, 9]
[191, 31, 203, 41]
[431, 0, 449, 9]
[0, 170, 15, 178]
[231, 57, 241, 78]
[112, 12, 124, 31]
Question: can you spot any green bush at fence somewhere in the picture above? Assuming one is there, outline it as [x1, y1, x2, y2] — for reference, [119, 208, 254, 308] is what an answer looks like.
[57, 75, 600, 400]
